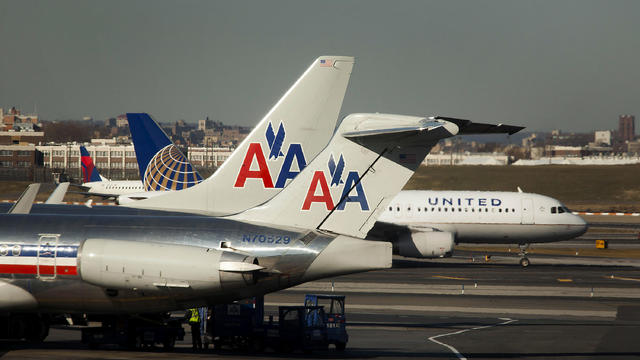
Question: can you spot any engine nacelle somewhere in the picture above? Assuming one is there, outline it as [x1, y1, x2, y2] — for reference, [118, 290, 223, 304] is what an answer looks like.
[79, 239, 263, 292]
[395, 230, 454, 258]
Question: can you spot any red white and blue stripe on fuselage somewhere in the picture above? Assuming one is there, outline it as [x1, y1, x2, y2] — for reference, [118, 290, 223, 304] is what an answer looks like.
[0, 244, 78, 277]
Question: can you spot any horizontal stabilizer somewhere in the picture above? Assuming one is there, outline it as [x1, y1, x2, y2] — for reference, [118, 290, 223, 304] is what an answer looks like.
[431, 116, 524, 135]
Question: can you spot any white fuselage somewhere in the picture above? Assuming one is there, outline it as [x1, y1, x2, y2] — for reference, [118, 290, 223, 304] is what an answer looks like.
[378, 190, 588, 244]
[82, 180, 145, 196]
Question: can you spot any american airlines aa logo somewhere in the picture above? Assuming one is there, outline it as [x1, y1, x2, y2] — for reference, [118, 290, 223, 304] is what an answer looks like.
[302, 153, 369, 211]
[234, 121, 306, 188]
[144, 144, 203, 191]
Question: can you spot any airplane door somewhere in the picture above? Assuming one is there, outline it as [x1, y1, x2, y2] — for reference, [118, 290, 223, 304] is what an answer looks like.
[521, 198, 534, 225]
[37, 234, 59, 280]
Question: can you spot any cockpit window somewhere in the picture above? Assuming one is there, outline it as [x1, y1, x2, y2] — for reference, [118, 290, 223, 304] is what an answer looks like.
[551, 207, 557, 214]
[557, 206, 565, 213]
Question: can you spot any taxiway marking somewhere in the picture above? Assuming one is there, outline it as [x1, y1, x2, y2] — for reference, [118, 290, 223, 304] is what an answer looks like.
[557, 278, 573, 282]
[607, 275, 640, 282]
[432, 275, 472, 281]
[427, 317, 517, 360]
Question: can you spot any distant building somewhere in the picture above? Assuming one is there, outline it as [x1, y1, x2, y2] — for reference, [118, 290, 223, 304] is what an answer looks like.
[0, 144, 42, 169]
[187, 146, 233, 167]
[594, 130, 612, 146]
[619, 115, 635, 142]
[116, 114, 128, 128]
[423, 152, 510, 166]
[37, 143, 138, 179]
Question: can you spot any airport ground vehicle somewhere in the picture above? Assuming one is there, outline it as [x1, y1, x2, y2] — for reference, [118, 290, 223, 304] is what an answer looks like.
[81, 314, 184, 350]
[206, 296, 340, 352]
[305, 294, 348, 350]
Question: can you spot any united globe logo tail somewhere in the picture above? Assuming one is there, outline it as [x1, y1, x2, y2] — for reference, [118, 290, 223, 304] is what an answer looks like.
[143, 144, 203, 191]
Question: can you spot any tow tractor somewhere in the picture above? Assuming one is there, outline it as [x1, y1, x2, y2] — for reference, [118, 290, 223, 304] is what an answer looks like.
[304, 294, 348, 350]
[205, 294, 348, 352]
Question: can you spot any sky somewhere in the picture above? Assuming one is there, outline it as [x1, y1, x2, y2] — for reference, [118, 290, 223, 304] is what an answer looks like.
[1, 0, 639, 132]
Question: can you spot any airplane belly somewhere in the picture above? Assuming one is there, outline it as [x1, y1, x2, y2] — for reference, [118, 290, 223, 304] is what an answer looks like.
[453, 223, 569, 244]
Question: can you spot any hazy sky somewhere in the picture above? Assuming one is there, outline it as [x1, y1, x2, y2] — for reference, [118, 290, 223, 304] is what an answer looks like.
[1, 0, 639, 132]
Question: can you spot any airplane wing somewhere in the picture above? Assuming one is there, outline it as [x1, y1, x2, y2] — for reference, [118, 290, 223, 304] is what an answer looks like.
[8, 183, 40, 214]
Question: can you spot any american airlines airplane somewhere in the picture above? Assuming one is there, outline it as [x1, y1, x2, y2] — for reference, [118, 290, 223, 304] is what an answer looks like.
[374, 190, 588, 266]
[0, 55, 522, 344]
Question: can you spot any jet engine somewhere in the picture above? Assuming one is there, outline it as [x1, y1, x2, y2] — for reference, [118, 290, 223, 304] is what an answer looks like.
[394, 230, 454, 258]
[78, 239, 264, 292]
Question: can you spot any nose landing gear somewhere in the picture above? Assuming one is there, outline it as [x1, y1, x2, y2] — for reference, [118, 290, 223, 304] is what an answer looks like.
[518, 244, 530, 268]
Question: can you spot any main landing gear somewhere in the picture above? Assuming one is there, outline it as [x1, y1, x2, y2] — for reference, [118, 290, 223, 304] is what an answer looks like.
[518, 243, 530, 268]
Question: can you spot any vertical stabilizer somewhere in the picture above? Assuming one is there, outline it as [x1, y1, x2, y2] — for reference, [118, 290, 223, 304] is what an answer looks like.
[80, 146, 102, 183]
[125, 56, 354, 215]
[230, 114, 461, 238]
[126, 113, 203, 191]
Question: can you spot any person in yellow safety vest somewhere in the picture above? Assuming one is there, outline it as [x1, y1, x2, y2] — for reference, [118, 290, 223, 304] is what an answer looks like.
[186, 308, 202, 350]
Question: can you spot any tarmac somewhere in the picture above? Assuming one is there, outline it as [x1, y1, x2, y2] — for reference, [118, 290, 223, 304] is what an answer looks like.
[2, 253, 640, 359]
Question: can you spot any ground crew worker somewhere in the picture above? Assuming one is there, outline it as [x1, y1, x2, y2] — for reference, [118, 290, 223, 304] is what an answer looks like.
[187, 308, 202, 350]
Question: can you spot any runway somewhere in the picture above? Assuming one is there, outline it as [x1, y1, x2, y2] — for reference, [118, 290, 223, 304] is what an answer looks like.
[3, 258, 640, 359]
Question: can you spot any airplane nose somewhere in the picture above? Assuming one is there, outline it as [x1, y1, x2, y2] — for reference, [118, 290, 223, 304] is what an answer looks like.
[574, 215, 588, 236]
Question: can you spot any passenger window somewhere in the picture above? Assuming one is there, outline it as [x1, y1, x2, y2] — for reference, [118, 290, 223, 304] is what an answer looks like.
[499, 208, 502, 212]
[444, 208, 448, 212]
[396, 207, 400, 211]
[485, 208, 489, 212]
[417, 208, 421, 212]
[407, 207, 411, 212]
[451, 208, 455, 212]
[505, 208, 509, 213]
[424, 207, 428, 212]
[438, 207, 441, 212]
[512, 208, 515, 212]
[458, 208, 462, 212]
[388, 206, 392, 211]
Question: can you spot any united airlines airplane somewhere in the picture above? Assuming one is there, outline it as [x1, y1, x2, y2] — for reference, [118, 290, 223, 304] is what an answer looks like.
[374, 190, 588, 266]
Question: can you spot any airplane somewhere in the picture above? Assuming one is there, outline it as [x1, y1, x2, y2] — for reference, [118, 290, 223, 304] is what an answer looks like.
[373, 189, 588, 266]
[79, 145, 146, 196]
[0, 56, 522, 343]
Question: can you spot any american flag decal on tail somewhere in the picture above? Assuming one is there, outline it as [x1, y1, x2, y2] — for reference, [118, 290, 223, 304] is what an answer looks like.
[319, 59, 333, 67]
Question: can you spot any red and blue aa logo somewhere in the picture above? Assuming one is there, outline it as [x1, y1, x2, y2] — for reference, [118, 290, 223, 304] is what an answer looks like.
[234, 122, 306, 189]
[302, 153, 369, 211]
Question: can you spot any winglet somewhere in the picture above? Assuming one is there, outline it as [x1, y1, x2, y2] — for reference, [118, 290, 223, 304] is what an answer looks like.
[8, 184, 40, 214]
[45, 182, 69, 204]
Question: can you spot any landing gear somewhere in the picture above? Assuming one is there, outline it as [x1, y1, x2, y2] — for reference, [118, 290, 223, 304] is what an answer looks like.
[518, 243, 530, 268]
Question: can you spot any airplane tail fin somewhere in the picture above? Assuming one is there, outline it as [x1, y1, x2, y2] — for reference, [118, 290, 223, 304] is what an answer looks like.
[231, 114, 523, 238]
[126, 113, 203, 191]
[80, 146, 102, 183]
[124, 56, 354, 215]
